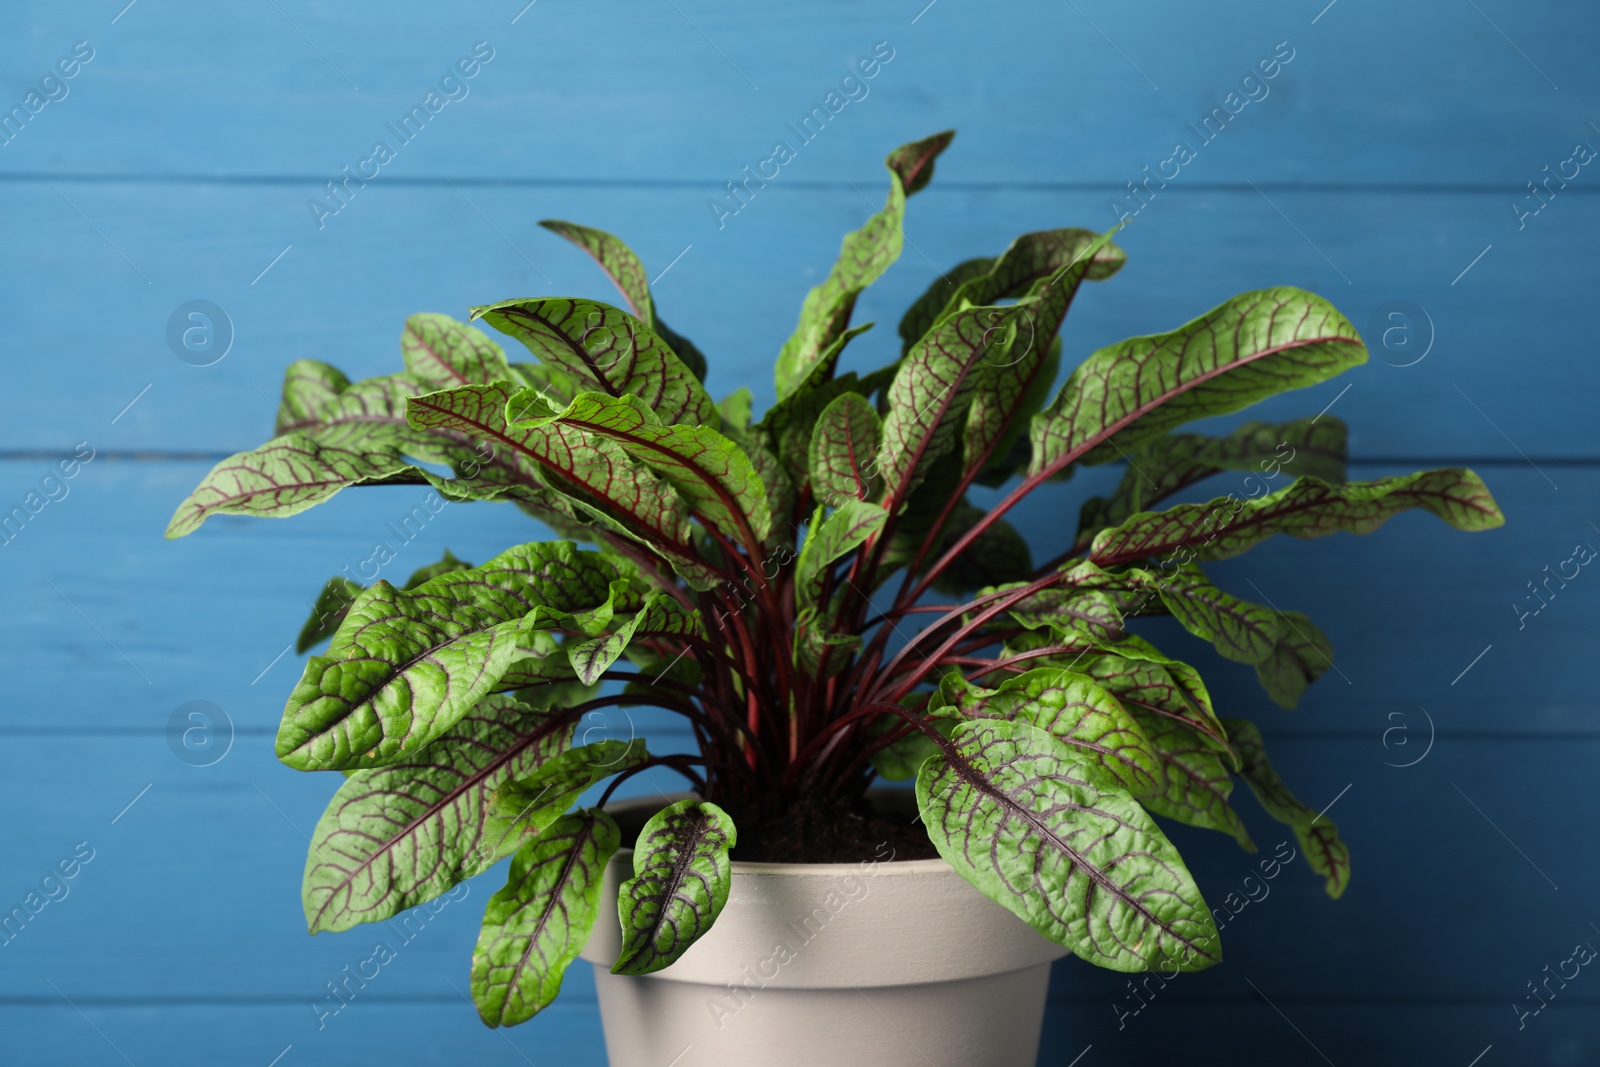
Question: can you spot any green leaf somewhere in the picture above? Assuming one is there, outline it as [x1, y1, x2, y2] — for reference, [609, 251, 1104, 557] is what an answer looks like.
[897, 257, 994, 355]
[1030, 288, 1367, 478]
[868, 714, 953, 781]
[538, 220, 707, 380]
[1129, 709, 1254, 851]
[760, 324, 877, 488]
[1223, 719, 1350, 898]
[473, 298, 716, 426]
[302, 694, 576, 934]
[916, 718, 1218, 972]
[471, 808, 621, 1027]
[1070, 638, 1233, 761]
[401, 313, 511, 388]
[723, 422, 796, 550]
[775, 131, 953, 398]
[717, 388, 754, 431]
[877, 231, 1117, 503]
[1077, 418, 1348, 542]
[1089, 470, 1505, 568]
[295, 550, 474, 654]
[1129, 565, 1279, 666]
[809, 392, 883, 505]
[566, 593, 705, 686]
[612, 800, 737, 976]
[509, 390, 772, 547]
[408, 384, 719, 588]
[296, 576, 364, 654]
[275, 542, 625, 771]
[167, 432, 422, 538]
[998, 583, 1125, 645]
[936, 668, 1160, 798]
[792, 500, 887, 673]
[168, 366, 549, 538]
[794, 500, 888, 619]
[277, 360, 351, 432]
[490, 739, 651, 842]
[1255, 610, 1335, 710]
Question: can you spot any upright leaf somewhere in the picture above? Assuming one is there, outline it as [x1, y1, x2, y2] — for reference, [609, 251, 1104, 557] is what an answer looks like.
[794, 500, 888, 619]
[302, 695, 577, 934]
[877, 232, 1116, 503]
[1031, 288, 1367, 478]
[917, 718, 1219, 972]
[898, 257, 994, 355]
[1224, 718, 1350, 898]
[613, 800, 737, 976]
[471, 809, 620, 1027]
[538, 220, 708, 379]
[1090, 470, 1505, 567]
[474, 298, 716, 426]
[809, 392, 883, 504]
[775, 131, 953, 398]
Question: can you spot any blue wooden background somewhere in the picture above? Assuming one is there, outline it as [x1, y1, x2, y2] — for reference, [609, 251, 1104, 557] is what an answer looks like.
[3, 1, 1597, 1063]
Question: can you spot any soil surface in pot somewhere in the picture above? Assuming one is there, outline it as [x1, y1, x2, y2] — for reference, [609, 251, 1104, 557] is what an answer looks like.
[727, 792, 940, 864]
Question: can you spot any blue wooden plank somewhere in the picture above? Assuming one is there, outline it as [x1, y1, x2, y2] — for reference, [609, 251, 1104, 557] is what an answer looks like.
[0, 0, 1594, 184]
[0, 183, 1595, 455]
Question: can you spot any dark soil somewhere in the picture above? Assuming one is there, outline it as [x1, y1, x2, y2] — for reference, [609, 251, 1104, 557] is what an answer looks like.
[729, 791, 940, 864]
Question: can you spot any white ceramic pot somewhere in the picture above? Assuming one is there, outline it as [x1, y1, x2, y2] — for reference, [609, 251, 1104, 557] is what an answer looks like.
[579, 793, 1069, 1067]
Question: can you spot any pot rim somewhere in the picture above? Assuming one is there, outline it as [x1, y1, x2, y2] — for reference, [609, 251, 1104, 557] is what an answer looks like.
[603, 792, 953, 878]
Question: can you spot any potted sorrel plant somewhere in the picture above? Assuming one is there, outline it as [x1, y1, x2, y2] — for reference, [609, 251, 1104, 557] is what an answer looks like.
[169, 132, 1504, 1066]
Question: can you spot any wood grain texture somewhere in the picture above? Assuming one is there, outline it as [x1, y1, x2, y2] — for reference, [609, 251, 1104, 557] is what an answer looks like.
[1, 0, 1595, 1061]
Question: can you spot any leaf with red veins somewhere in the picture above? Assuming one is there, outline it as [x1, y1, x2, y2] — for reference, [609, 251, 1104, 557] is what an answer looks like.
[538, 221, 708, 380]
[275, 541, 625, 772]
[1224, 718, 1350, 899]
[473, 297, 715, 426]
[400, 312, 511, 389]
[276, 359, 351, 432]
[898, 256, 995, 355]
[1030, 287, 1367, 479]
[1068, 639, 1234, 764]
[510, 390, 772, 547]
[809, 392, 883, 504]
[1077, 417, 1348, 547]
[1255, 610, 1335, 710]
[302, 693, 579, 934]
[1126, 565, 1280, 666]
[917, 717, 1219, 972]
[408, 384, 721, 588]
[878, 232, 1117, 504]
[935, 668, 1160, 798]
[1130, 709, 1254, 851]
[612, 800, 737, 976]
[471, 808, 620, 1027]
[1090, 469, 1505, 568]
[774, 132, 954, 399]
